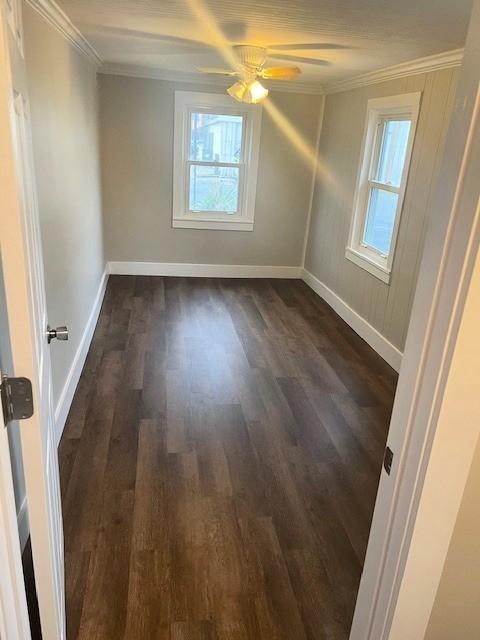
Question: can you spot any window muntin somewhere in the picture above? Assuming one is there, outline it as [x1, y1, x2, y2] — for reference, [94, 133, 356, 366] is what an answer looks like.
[363, 187, 398, 255]
[346, 93, 421, 283]
[173, 92, 262, 231]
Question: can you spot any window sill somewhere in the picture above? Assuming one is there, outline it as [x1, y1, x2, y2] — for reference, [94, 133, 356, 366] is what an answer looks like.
[173, 217, 253, 232]
[345, 246, 391, 284]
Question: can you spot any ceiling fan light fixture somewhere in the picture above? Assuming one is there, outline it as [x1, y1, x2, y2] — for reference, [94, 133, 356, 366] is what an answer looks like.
[245, 80, 269, 104]
[227, 80, 269, 104]
[227, 81, 247, 102]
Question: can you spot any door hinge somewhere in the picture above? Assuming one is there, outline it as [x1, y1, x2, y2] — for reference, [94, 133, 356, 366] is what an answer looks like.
[1, 375, 34, 426]
[383, 446, 394, 475]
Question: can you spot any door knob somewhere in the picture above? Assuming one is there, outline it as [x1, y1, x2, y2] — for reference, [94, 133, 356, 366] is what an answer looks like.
[46, 325, 69, 344]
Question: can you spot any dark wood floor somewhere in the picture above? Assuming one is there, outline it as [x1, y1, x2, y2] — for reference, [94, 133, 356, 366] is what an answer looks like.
[59, 276, 396, 640]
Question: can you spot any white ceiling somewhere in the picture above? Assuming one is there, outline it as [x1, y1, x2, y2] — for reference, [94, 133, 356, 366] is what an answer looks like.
[57, 0, 472, 87]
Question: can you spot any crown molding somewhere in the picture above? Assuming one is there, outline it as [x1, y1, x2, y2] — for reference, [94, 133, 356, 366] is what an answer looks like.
[324, 48, 464, 95]
[98, 62, 325, 95]
[98, 47, 463, 97]
[25, 0, 102, 65]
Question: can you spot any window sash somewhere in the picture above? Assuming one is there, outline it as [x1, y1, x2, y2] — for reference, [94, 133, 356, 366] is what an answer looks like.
[185, 160, 245, 216]
[186, 159, 242, 169]
[361, 184, 399, 257]
[187, 108, 246, 165]
[366, 179, 400, 195]
[370, 115, 411, 188]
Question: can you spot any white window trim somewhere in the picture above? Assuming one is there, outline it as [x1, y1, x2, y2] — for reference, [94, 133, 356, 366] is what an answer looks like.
[172, 90, 262, 231]
[346, 92, 421, 283]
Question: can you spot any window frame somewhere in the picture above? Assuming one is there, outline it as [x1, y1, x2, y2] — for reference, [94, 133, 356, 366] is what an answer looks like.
[346, 92, 421, 283]
[173, 91, 262, 231]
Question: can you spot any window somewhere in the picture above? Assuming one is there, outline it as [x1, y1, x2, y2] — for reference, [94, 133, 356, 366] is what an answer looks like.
[346, 93, 421, 283]
[173, 91, 262, 231]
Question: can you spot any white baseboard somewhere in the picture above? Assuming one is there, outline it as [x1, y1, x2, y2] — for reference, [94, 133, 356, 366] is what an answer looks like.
[302, 269, 402, 372]
[54, 267, 108, 446]
[17, 496, 29, 551]
[108, 261, 302, 279]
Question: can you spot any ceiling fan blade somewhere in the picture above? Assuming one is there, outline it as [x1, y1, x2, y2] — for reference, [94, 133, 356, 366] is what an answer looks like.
[268, 42, 349, 51]
[81, 24, 212, 49]
[269, 53, 330, 67]
[260, 66, 301, 80]
[197, 67, 239, 76]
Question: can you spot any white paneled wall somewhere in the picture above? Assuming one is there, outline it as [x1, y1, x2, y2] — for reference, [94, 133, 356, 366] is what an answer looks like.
[305, 67, 458, 351]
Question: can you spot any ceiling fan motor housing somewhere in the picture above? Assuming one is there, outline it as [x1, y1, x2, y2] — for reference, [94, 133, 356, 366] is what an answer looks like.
[234, 45, 268, 71]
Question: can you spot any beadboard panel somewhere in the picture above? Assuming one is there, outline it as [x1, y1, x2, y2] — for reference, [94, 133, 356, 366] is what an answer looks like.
[304, 67, 458, 351]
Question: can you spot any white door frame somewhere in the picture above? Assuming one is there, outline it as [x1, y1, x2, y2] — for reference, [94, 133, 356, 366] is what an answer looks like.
[0, 407, 32, 640]
[350, 2, 480, 638]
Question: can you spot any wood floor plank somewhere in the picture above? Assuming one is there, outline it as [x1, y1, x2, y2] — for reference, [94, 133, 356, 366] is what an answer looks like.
[277, 377, 338, 463]
[237, 515, 308, 640]
[62, 417, 113, 552]
[124, 549, 171, 639]
[64, 551, 91, 640]
[59, 276, 396, 639]
[170, 621, 218, 640]
[215, 404, 269, 518]
[190, 400, 233, 498]
[285, 547, 349, 640]
[245, 418, 316, 551]
[76, 490, 135, 640]
[102, 388, 142, 493]
[167, 455, 214, 625]
[131, 418, 167, 551]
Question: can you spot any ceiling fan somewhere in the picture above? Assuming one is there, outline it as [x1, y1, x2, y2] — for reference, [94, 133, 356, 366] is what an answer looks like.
[198, 45, 302, 104]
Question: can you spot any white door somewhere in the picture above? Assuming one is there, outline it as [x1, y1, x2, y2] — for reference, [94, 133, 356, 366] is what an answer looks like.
[0, 1, 65, 639]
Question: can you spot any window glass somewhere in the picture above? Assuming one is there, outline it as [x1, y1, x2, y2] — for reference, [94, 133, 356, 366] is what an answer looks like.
[189, 113, 243, 163]
[363, 188, 398, 255]
[374, 119, 411, 187]
[189, 165, 240, 213]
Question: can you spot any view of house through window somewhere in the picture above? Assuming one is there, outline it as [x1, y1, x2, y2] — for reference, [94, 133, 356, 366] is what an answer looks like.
[189, 112, 243, 213]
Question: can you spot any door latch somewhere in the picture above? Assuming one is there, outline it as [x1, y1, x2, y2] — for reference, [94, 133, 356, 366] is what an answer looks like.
[46, 325, 69, 344]
[383, 446, 394, 475]
[0, 374, 34, 426]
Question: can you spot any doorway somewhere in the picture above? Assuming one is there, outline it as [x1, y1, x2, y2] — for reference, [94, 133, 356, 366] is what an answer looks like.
[2, 1, 479, 638]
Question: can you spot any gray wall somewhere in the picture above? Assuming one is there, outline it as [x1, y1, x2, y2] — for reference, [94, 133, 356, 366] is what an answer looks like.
[425, 434, 480, 639]
[99, 74, 322, 267]
[305, 68, 458, 351]
[24, 3, 105, 407]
